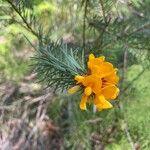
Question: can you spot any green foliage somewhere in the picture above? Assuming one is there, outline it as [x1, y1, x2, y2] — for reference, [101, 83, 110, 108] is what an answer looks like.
[123, 67, 150, 149]
[1, 0, 150, 149]
[0, 26, 32, 80]
[34, 43, 86, 91]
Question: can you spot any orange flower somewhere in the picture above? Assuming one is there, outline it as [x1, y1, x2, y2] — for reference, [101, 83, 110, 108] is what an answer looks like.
[68, 53, 119, 111]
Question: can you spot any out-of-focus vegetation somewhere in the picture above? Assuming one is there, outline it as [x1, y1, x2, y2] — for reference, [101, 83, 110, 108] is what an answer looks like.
[0, 0, 150, 150]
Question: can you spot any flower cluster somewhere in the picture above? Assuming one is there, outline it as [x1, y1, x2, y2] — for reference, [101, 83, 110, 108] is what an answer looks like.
[68, 54, 119, 111]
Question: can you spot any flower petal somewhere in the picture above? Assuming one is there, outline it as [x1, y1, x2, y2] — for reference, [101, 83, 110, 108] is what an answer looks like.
[99, 56, 105, 61]
[98, 62, 114, 77]
[92, 80, 102, 94]
[94, 95, 112, 110]
[82, 75, 102, 94]
[104, 71, 119, 84]
[111, 88, 120, 99]
[68, 85, 80, 94]
[84, 86, 92, 96]
[80, 95, 88, 110]
[88, 58, 105, 70]
[88, 61, 114, 77]
[102, 85, 119, 99]
[82, 75, 100, 86]
[89, 53, 95, 60]
[75, 75, 84, 83]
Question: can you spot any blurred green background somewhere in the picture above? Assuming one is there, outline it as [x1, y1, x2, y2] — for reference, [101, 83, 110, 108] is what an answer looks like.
[0, 0, 150, 149]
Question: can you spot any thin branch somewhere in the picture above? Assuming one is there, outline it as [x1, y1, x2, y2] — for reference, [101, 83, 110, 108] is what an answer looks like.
[120, 48, 128, 92]
[99, 0, 107, 23]
[5, 0, 39, 38]
[82, 0, 88, 47]
[124, 124, 136, 150]
[122, 68, 146, 92]
[128, 23, 150, 37]
[84, 118, 102, 124]
[116, 44, 136, 150]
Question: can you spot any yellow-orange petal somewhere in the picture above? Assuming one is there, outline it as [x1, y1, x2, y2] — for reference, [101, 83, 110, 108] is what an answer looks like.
[111, 88, 120, 99]
[68, 85, 80, 94]
[82, 74, 101, 86]
[88, 57, 105, 70]
[84, 86, 92, 96]
[104, 72, 119, 84]
[75, 75, 84, 83]
[94, 95, 112, 109]
[92, 79, 102, 94]
[98, 56, 105, 61]
[80, 95, 88, 110]
[89, 61, 114, 77]
[114, 68, 118, 72]
[102, 85, 119, 100]
[89, 53, 95, 60]
[89, 65, 101, 75]
[99, 62, 114, 77]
